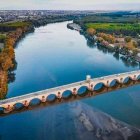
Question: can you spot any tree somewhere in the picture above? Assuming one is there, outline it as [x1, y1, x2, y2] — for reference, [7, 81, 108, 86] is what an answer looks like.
[125, 36, 132, 43]
[133, 49, 138, 56]
[133, 41, 138, 48]
[86, 28, 96, 36]
[97, 32, 115, 44]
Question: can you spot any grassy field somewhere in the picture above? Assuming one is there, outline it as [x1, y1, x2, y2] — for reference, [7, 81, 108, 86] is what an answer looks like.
[85, 23, 140, 36]
[86, 23, 140, 31]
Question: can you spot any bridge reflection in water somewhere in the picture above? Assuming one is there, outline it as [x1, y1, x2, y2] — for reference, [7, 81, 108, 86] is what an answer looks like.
[0, 70, 140, 115]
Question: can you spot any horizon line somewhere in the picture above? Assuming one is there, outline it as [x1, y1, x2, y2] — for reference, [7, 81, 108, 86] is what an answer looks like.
[0, 9, 139, 11]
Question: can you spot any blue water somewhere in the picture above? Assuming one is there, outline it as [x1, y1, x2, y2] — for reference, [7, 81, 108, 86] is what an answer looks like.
[0, 21, 140, 140]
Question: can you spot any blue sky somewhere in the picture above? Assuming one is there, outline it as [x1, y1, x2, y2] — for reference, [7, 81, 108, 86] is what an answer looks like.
[0, 0, 140, 10]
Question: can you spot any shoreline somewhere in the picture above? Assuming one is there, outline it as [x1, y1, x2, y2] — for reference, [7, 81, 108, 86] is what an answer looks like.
[0, 18, 75, 99]
[0, 23, 34, 99]
[67, 22, 140, 64]
[1, 19, 140, 99]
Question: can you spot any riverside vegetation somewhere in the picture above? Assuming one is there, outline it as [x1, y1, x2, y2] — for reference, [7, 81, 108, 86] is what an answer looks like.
[74, 13, 140, 57]
[0, 21, 34, 99]
[0, 15, 81, 99]
[1, 12, 140, 99]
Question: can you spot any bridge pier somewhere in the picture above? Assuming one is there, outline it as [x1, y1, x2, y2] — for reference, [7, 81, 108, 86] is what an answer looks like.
[41, 96, 46, 103]
[72, 88, 77, 95]
[119, 78, 124, 84]
[105, 80, 110, 87]
[132, 75, 137, 81]
[23, 100, 29, 107]
[87, 84, 93, 96]
[57, 92, 62, 101]
[4, 105, 14, 113]
[87, 84, 93, 91]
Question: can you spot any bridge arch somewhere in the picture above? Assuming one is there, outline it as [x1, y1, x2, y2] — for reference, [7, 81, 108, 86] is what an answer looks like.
[29, 98, 41, 106]
[46, 94, 57, 102]
[109, 79, 120, 87]
[14, 102, 24, 110]
[62, 90, 72, 99]
[122, 76, 132, 84]
[77, 86, 88, 96]
[136, 74, 140, 80]
[93, 82, 106, 91]
[0, 107, 4, 114]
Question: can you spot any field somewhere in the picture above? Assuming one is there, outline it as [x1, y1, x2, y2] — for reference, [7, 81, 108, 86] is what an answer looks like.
[85, 23, 140, 36]
[0, 21, 31, 27]
[86, 23, 140, 31]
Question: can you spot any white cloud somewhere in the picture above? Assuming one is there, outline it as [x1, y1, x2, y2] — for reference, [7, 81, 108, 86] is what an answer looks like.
[0, 0, 140, 10]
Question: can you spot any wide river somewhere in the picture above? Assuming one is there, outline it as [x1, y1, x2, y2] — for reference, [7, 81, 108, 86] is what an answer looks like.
[0, 21, 140, 140]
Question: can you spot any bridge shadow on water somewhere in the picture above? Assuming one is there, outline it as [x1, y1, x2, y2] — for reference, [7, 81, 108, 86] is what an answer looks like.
[0, 80, 140, 117]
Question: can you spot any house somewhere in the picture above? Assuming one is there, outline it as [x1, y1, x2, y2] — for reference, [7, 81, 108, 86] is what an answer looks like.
[109, 44, 115, 48]
[115, 38, 125, 43]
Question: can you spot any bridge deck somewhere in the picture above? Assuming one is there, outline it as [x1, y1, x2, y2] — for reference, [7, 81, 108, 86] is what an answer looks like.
[0, 70, 140, 106]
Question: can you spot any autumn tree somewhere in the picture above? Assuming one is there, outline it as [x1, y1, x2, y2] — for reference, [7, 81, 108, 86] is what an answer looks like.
[97, 33, 115, 44]
[87, 28, 96, 36]
[125, 36, 132, 43]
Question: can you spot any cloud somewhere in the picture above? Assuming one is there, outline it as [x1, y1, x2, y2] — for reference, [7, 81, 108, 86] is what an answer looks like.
[0, 0, 140, 10]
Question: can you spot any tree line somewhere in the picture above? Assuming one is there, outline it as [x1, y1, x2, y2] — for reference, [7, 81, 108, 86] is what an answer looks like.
[0, 22, 34, 99]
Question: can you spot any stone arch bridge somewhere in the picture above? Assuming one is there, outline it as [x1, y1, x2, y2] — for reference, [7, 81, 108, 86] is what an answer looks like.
[0, 70, 140, 113]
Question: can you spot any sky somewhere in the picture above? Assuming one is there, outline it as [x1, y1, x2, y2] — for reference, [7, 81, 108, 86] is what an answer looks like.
[0, 0, 140, 10]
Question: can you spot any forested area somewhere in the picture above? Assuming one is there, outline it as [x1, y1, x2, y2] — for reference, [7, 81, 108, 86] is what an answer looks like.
[0, 22, 34, 99]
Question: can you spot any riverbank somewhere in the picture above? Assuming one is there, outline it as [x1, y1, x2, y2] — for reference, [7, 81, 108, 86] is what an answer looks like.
[72, 13, 140, 63]
[1, 21, 140, 137]
[68, 22, 140, 64]
[0, 17, 81, 99]
[0, 22, 34, 99]
[67, 23, 81, 31]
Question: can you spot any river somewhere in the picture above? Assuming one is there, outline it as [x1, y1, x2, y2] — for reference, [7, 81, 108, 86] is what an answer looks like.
[0, 21, 140, 140]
